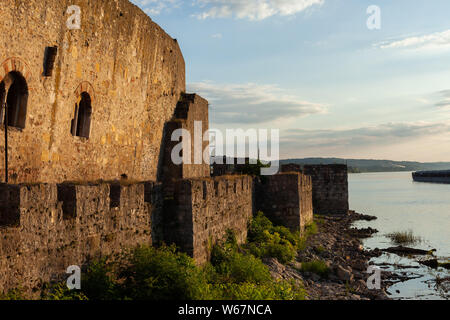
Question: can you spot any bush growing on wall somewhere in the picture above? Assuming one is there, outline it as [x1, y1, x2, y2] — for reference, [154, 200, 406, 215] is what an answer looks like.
[246, 212, 299, 263]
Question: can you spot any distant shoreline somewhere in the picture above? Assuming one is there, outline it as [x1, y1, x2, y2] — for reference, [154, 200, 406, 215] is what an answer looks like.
[347, 170, 413, 174]
[280, 158, 450, 174]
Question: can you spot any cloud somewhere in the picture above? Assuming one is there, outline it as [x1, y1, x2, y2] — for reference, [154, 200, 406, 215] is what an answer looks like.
[187, 81, 327, 124]
[131, 0, 181, 15]
[193, 0, 324, 21]
[282, 121, 450, 150]
[211, 33, 223, 38]
[378, 29, 450, 51]
[435, 90, 450, 108]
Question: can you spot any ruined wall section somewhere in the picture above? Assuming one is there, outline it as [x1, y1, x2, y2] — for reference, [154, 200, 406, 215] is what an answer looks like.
[161, 94, 210, 195]
[0, 181, 161, 295]
[255, 173, 313, 233]
[178, 94, 210, 179]
[165, 176, 253, 265]
[0, 0, 185, 183]
[303, 165, 349, 215]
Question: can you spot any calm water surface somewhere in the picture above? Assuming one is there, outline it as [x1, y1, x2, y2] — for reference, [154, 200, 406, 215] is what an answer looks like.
[349, 172, 449, 300]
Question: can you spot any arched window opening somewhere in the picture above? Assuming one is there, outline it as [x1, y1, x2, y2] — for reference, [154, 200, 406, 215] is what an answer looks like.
[0, 71, 28, 129]
[71, 92, 92, 138]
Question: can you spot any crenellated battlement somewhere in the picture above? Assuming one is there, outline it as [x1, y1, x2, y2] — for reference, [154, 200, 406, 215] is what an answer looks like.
[164, 175, 253, 265]
[255, 173, 314, 232]
[0, 181, 162, 294]
[303, 165, 349, 215]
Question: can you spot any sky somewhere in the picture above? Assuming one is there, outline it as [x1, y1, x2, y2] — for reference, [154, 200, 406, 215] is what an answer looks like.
[131, 0, 450, 162]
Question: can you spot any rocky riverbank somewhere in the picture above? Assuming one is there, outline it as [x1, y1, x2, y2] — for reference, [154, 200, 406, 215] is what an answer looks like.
[264, 211, 393, 300]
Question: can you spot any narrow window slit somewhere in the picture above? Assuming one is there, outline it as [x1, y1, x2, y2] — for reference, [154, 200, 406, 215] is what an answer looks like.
[43, 46, 58, 77]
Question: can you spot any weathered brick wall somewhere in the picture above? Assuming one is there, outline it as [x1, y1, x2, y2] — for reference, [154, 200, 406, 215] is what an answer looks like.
[255, 173, 313, 233]
[303, 164, 349, 215]
[165, 176, 253, 265]
[0, 181, 161, 295]
[0, 0, 185, 184]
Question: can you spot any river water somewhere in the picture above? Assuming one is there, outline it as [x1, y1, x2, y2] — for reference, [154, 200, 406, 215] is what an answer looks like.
[349, 171, 449, 300]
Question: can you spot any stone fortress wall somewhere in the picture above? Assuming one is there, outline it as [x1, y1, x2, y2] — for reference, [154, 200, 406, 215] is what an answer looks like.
[0, 0, 349, 294]
[0, 0, 185, 184]
[255, 173, 313, 232]
[0, 181, 161, 294]
[303, 165, 349, 215]
[161, 93, 210, 193]
[164, 175, 253, 265]
[281, 164, 349, 215]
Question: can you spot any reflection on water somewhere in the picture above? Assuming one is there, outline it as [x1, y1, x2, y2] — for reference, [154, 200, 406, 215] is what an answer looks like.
[349, 171, 449, 300]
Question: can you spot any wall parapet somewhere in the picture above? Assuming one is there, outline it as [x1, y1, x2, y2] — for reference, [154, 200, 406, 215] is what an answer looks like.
[164, 175, 253, 265]
[0, 181, 161, 295]
[303, 164, 349, 215]
[255, 173, 313, 233]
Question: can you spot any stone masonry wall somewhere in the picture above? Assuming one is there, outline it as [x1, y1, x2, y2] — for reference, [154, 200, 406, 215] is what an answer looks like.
[0, 181, 161, 295]
[255, 173, 313, 233]
[0, 0, 185, 184]
[164, 175, 253, 265]
[303, 164, 349, 215]
[161, 94, 210, 195]
[280, 163, 302, 174]
[180, 95, 210, 179]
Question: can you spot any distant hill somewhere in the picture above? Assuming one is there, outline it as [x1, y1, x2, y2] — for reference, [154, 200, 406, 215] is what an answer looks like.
[280, 158, 450, 173]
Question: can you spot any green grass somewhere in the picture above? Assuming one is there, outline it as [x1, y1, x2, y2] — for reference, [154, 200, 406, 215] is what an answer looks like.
[386, 230, 421, 245]
[300, 260, 330, 278]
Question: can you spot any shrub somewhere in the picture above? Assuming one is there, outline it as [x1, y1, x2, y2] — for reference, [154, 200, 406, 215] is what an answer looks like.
[248, 212, 274, 243]
[43, 283, 88, 301]
[235, 160, 270, 177]
[247, 212, 298, 263]
[0, 288, 26, 300]
[305, 222, 318, 236]
[207, 230, 305, 300]
[301, 260, 329, 278]
[215, 280, 306, 300]
[119, 245, 211, 300]
[298, 222, 318, 251]
[81, 258, 119, 300]
[211, 235, 272, 284]
[314, 246, 326, 254]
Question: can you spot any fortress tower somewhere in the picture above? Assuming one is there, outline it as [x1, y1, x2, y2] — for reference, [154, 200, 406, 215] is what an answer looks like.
[0, 0, 186, 184]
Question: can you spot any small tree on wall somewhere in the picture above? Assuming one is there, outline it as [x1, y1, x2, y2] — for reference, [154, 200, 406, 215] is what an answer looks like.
[235, 160, 271, 177]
